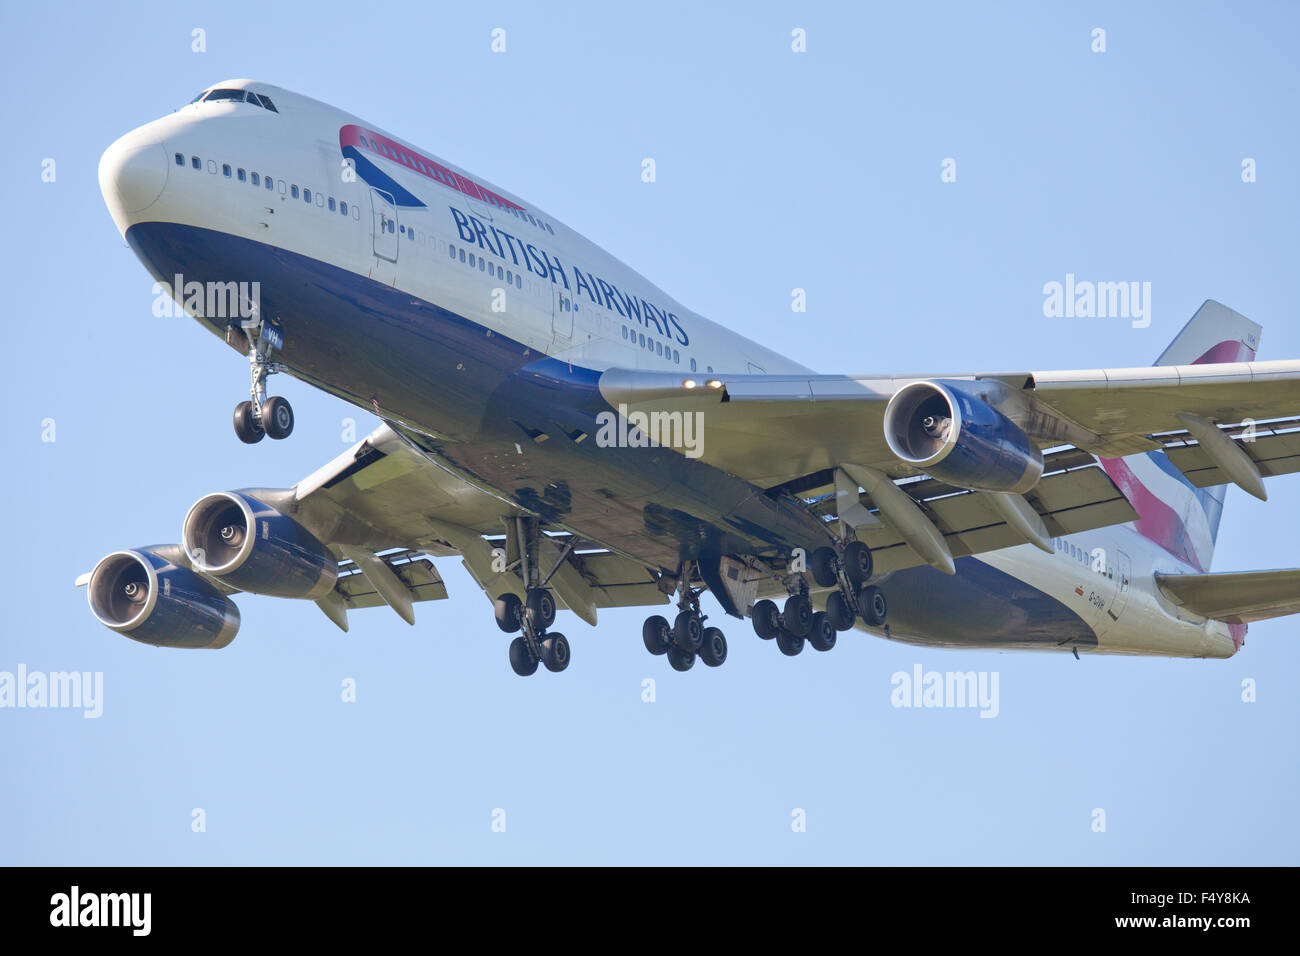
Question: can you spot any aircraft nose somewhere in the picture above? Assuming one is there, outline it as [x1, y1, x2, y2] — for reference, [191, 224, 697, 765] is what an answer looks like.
[99, 131, 168, 220]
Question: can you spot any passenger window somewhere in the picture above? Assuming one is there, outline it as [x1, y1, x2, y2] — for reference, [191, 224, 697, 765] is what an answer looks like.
[303, 188, 311, 203]
[479, 259, 485, 272]
[459, 249, 466, 262]
[207, 160, 216, 174]
[468, 253, 476, 267]
[237, 168, 246, 182]
[174, 153, 184, 166]
[291, 185, 299, 198]
[192, 156, 201, 169]
[265, 176, 273, 190]
[352, 205, 359, 219]
[515, 275, 521, 288]
[329, 197, 336, 211]
[449, 244, 456, 258]
[340, 201, 347, 215]
[222, 163, 231, 178]
[673, 350, 680, 363]
[506, 269, 512, 282]
[621, 326, 628, 340]
[316, 192, 324, 207]
[278, 180, 286, 194]
[251, 172, 260, 186]
[690, 358, 697, 372]
[639, 334, 645, 347]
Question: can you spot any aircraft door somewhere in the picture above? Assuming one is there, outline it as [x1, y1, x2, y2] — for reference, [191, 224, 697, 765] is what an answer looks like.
[552, 285, 573, 341]
[1105, 550, 1132, 623]
[370, 188, 398, 262]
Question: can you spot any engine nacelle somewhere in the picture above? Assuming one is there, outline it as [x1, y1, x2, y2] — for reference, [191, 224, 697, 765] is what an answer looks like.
[883, 380, 1044, 494]
[182, 492, 337, 599]
[88, 549, 240, 649]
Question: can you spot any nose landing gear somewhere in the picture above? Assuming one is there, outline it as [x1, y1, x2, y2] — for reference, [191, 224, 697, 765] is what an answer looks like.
[230, 319, 294, 444]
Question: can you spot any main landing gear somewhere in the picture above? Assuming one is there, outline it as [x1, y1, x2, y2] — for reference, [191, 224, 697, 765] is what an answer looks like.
[496, 517, 570, 677]
[750, 541, 888, 657]
[231, 319, 294, 444]
[641, 564, 728, 673]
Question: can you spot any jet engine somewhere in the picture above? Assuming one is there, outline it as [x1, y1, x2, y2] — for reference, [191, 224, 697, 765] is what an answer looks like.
[87, 548, 240, 649]
[182, 491, 337, 599]
[883, 380, 1044, 494]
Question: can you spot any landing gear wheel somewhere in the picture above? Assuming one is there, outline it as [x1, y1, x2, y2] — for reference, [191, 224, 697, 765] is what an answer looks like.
[842, 541, 873, 587]
[526, 588, 556, 631]
[857, 585, 888, 627]
[673, 611, 703, 652]
[825, 590, 856, 632]
[775, 628, 805, 657]
[751, 599, 781, 640]
[808, 611, 837, 652]
[699, 627, 728, 667]
[262, 396, 294, 439]
[508, 636, 538, 677]
[810, 547, 839, 588]
[667, 646, 696, 672]
[642, 615, 671, 656]
[494, 593, 524, 633]
[233, 401, 265, 444]
[541, 633, 570, 673]
[782, 593, 813, 637]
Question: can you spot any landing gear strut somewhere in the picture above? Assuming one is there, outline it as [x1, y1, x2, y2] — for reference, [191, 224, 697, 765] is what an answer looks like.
[231, 319, 294, 444]
[498, 517, 569, 677]
[750, 540, 890, 657]
[642, 562, 728, 672]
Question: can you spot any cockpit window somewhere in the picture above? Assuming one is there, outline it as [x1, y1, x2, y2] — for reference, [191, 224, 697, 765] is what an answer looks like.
[193, 88, 280, 113]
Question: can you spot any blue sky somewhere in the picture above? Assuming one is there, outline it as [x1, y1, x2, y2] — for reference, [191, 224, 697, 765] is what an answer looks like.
[2, 0, 1297, 864]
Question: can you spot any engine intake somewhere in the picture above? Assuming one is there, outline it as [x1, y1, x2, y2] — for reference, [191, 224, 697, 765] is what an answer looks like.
[182, 492, 337, 599]
[88, 549, 239, 649]
[883, 380, 1044, 494]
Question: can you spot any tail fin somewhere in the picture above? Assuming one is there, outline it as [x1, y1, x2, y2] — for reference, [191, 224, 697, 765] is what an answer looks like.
[1099, 300, 1262, 572]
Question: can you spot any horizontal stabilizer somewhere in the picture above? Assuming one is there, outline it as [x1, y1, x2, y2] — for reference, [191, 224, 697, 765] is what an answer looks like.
[1155, 568, 1300, 624]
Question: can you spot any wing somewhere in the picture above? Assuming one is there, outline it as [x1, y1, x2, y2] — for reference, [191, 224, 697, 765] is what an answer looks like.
[597, 358, 1300, 487]
[267, 424, 668, 629]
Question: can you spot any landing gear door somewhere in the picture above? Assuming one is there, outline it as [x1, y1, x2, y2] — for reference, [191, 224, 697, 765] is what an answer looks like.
[370, 188, 398, 262]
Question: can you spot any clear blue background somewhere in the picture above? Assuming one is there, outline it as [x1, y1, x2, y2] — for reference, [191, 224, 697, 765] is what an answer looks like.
[2, 0, 1296, 864]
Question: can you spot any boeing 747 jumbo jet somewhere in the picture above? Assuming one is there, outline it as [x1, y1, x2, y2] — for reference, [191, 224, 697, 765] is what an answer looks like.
[85, 80, 1300, 676]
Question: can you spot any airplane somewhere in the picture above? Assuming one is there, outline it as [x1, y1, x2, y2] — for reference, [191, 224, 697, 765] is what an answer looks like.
[83, 79, 1300, 676]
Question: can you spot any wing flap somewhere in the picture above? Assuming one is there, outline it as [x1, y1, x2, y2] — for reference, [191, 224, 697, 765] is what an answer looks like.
[335, 552, 449, 609]
[1159, 418, 1300, 488]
